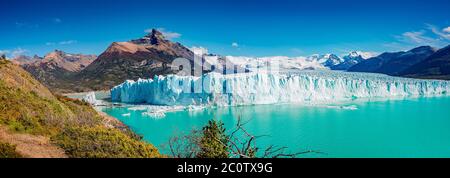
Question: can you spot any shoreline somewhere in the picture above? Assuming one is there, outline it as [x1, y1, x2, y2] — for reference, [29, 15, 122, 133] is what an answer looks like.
[63, 91, 137, 136]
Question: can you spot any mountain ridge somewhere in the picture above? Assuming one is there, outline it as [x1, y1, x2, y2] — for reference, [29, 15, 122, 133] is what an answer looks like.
[17, 50, 97, 93]
[77, 28, 198, 91]
[348, 46, 436, 75]
[400, 45, 450, 80]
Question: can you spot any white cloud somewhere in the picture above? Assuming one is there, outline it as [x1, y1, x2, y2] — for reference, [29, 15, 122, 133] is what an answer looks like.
[231, 42, 239, 48]
[399, 31, 438, 44]
[59, 40, 77, 45]
[391, 24, 450, 49]
[145, 28, 181, 40]
[0, 48, 28, 58]
[11, 48, 28, 57]
[443, 27, 450, 33]
[0, 50, 10, 55]
[15, 22, 39, 28]
[46, 40, 77, 46]
[428, 24, 450, 40]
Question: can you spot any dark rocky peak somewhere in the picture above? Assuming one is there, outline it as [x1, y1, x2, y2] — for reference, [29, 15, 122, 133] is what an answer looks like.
[131, 29, 167, 45]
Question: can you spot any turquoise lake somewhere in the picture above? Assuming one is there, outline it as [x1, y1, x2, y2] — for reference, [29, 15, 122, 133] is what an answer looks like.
[102, 96, 450, 158]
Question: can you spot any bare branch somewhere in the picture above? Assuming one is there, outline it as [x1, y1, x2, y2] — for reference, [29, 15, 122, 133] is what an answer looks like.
[166, 116, 324, 158]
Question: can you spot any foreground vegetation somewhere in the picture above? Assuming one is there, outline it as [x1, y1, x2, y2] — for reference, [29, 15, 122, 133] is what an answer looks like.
[54, 126, 159, 158]
[0, 141, 22, 158]
[0, 58, 161, 158]
[169, 118, 318, 158]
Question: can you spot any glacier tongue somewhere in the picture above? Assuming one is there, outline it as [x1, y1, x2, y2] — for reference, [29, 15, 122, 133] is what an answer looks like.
[110, 71, 450, 106]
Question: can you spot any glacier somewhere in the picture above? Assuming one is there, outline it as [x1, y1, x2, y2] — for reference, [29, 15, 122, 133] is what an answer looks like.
[110, 71, 450, 106]
[82, 92, 104, 106]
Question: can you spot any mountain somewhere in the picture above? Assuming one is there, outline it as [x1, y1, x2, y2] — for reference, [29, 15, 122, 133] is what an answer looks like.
[13, 29, 214, 93]
[11, 55, 42, 65]
[308, 54, 343, 68]
[0, 58, 160, 158]
[76, 29, 205, 91]
[217, 56, 326, 71]
[400, 45, 450, 80]
[376, 46, 436, 75]
[23, 50, 96, 71]
[331, 51, 369, 70]
[348, 46, 435, 75]
[20, 50, 96, 93]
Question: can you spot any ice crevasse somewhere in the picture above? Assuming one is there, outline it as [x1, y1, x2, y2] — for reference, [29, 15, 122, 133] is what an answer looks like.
[110, 71, 450, 106]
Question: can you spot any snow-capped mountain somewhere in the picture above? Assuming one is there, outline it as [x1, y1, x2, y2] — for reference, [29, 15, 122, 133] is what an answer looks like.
[331, 51, 374, 70]
[195, 52, 374, 72]
[307, 54, 343, 68]
[347, 51, 376, 60]
[200, 52, 348, 72]
[210, 56, 326, 71]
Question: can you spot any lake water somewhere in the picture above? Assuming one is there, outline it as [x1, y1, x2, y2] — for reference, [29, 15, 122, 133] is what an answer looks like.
[102, 96, 450, 158]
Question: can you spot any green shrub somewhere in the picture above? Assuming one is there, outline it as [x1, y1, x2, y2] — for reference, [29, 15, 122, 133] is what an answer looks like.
[52, 126, 161, 158]
[197, 120, 229, 158]
[0, 81, 67, 135]
[0, 142, 22, 158]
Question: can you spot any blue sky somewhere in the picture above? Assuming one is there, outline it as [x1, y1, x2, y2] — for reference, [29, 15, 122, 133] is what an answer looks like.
[1, 0, 450, 57]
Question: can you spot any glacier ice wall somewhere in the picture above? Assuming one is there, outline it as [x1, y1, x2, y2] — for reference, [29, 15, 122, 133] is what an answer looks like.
[110, 71, 450, 106]
[82, 92, 103, 106]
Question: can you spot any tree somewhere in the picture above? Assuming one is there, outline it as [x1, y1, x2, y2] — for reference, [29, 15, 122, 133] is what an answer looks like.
[168, 118, 323, 158]
[226, 117, 322, 158]
[0, 54, 6, 60]
[196, 120, 230, 158]
[167, 130, 202, 158]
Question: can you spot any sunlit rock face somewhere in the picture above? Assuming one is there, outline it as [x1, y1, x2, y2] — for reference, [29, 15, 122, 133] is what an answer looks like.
[111, 71, 450, 106]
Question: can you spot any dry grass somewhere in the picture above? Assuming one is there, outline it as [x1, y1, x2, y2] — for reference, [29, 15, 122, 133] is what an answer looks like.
[0, 126, 67, 158]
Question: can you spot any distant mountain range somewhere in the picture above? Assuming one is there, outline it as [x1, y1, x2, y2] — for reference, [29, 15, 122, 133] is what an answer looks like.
[348, 46, 437, 75]
[11, 55, 42, 65]
[400, 45, 450, 80]
[9, 29, 450, 93]
[17, 50, 96, 93]
[11, 29, 213, 92]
